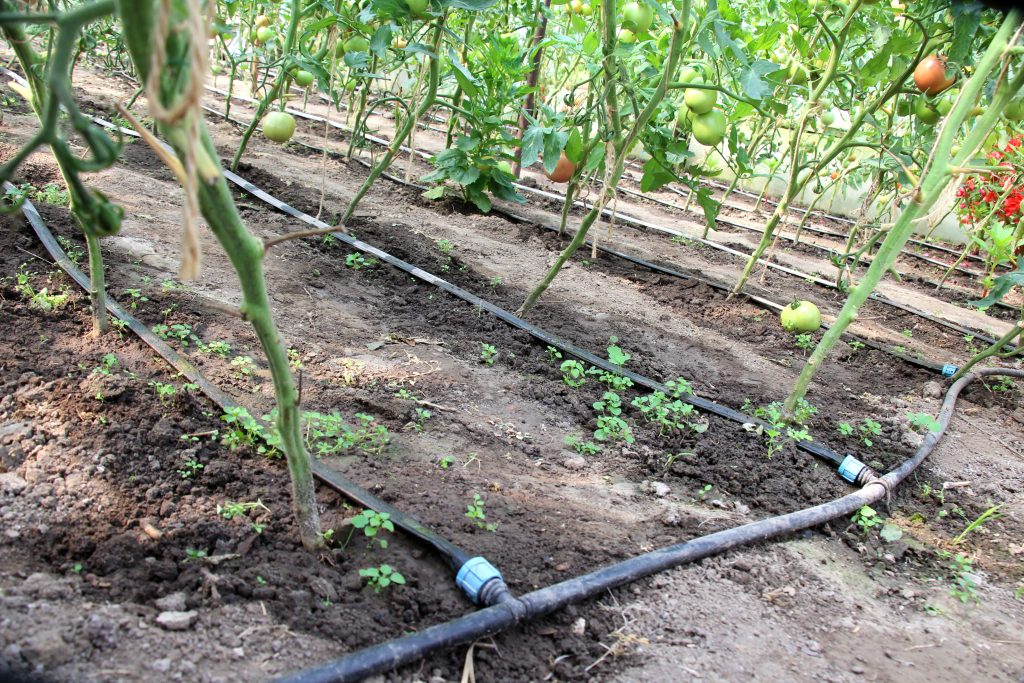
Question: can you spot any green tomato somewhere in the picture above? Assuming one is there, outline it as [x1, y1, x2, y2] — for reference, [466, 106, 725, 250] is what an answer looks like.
[262, 111, 296, 143]
[691, 109, 726, 146]
[622, 1, 653, 32]
[678, 66, 700, 84]
[780, 300, 820, 333]
[675, 100, 691, 127]
[294, 69, 314, 87]
[256, 26, 274, 43]
[1005, 99, 1024, 121]
[684, 83, 717, 114]
[345, 35, 370, 53]
[618, 28, 636, 44]
[788, 62, 809, 85]
[821, 110, 835, 126]
[914, 97, 940, 125]
[579, 2, 592, 15]
[405, 0, 429, 15]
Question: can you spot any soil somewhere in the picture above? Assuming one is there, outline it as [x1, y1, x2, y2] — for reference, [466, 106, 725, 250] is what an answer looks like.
[0, 57, 1023, 683]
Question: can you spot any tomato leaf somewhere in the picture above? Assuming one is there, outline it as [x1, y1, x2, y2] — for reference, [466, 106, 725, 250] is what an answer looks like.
[542, 130, 569, 173]
[950, 2, 982, 66]
[695, 187, 720, 233]
[564, 128, 583, 164]
[737, 59, 781, 101]
[421, 186, 445, 200]
[520, 125, 547, 169]
[640, 157, 675, 193]
[970, 263, 1024, 308]
[369, 25, 392, 58]
[439, 0, 500, 11]
[448, 50, 481, 98]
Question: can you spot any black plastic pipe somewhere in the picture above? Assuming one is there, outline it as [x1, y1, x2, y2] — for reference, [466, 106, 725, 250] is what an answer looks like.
[275, 366, 1022, 683]
[192, 84, 1014, 351]
[9, 183, 473, 573]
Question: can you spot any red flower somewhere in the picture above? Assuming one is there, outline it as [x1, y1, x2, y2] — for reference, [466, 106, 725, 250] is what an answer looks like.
[1004, 194, 1022, 217]
[982, 190, 999, 202]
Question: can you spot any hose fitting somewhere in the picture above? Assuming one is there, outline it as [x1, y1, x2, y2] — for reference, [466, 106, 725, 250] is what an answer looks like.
[837, 455, 877, 486]
[456, 557, 504, 605]
[942, 364, 958, 378]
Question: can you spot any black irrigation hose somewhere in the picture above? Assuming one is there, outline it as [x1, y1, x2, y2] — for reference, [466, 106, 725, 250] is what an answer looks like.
[215, 166, 853, 469]
[193, 99, 956, 376]
[15, 92, 955, 471]
[617, 172, 1009, 296]
[198, 81, 1014, 349]
[278, 366, 1024, 683]
[8, 183, 474, 574]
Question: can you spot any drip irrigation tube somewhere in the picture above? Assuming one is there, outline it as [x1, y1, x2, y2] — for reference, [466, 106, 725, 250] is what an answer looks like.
[277, 366, 1022, 683]
[92, 100, 864, 473]
[188, 99, 970, 374]
[173, 77, 1017, 347]
[20, 94, 962, 473]
[8, 184, 514, 596]
[213, 165, 855, 472]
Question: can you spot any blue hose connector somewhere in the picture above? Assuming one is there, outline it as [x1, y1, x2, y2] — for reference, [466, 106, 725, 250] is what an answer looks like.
[941, 364, 958, 378]
[456, 557, 503, 604]
[838, 455, 868, 484]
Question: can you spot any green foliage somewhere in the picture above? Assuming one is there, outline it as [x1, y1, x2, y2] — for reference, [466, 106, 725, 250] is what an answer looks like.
[743, 399, 816, 458]
[851, 505, 881, 533]
[466, 493, 497, 532]
[359, 564, 406, 593]
[593, 391, 634, 444]
[560, 359, 586, 388]
[906, 412, 941, 434]
[349, 510, 395, 549]
[479, 342, 498, 365]
[15, 266, 69, 312]
[345, 252, 378, 269]
[564, 433, 601, 455]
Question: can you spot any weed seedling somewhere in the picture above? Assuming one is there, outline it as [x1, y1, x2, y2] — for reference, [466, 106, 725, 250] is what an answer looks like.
[394, 388, 419, 401]
[150, 380, 177, 404]
[952, 504, 1003, 545]
[217, 499, 269, 520]
[848, 340, 865, 352]
[359, 564, 406, 593]
[93, 353, 119, 376]
[177, 459, 204, 479]
[489, 276, 502, 289]
[945, 552, 979, 603]
[545, 346, 563, 363]
[907, 412, 941, 433]
[231, 355, 256, 379]
[466, 493, 497, 532]
[349, 510, 395, 549]
[795, 333, 815, 352]
[288, 348, 303, 371]
[408, 407, 432, 432]
[564, 434, 602, 455]
[184, 548, 207, 562]
[852, 505, 881, 533]
[436, 238, 455, 255]
[204, 340, 231, 357]
[345, 252, 377, 269]
[560, 360, 587, 388]
[479, 343, 498, 366]
[123, 288, 148, 310]
[438, 454, 455, 469]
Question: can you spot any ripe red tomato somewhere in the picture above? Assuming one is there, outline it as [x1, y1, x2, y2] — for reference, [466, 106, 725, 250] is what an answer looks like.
[545, 152, 575, 183]
[914, 55, 955, 96]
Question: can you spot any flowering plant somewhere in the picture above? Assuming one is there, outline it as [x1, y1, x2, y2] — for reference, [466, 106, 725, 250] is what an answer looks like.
[954, 137, 1024, 295]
